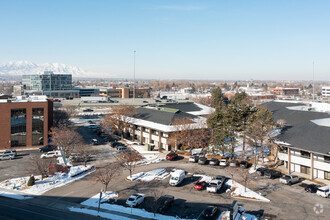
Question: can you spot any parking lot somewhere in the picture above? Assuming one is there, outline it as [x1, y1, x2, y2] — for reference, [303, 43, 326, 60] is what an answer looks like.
[1, 122, 329, 219]
[102, 160, 330, 219]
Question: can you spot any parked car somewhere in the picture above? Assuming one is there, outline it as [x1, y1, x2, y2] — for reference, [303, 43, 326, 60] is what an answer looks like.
[125, 193, 145, 207]
[305, 184, 320, 193]
[316, 185, 330, 198]
[103, 136, 114, 142]
[110, 142, 124, 148]
[209, 158, 219, 166]
[39, 145, 54, 152]
[264, 169, 282, 179]
[0, 153, 15, 160]
[194, 181, 207, 190]
[166, 152, 178, 160]
[198, 157, 208, 165]
[206, 180, 222, 193]
[256, 167, 269, 176]
[229, 159, 239, 167]
[156, 195, 174, 214]
[280, 175, 300, 185]
[143, 100, 148, 103]
[219, 159, 228, 167]
[83, 108, 94, 112]
[40, 151, 61, 159]
[117, 146, 128, 152]
[189, 155, 199, 163]
[169, 169, 185, 186]
[239, 160, 250, 168]
[201, 206, 218, 219]
[91, 139, 99, 145]
[3, 150, 17, 157]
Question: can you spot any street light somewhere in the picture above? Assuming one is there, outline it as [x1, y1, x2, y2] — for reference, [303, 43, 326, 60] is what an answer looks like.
[133, 50, 136, 104]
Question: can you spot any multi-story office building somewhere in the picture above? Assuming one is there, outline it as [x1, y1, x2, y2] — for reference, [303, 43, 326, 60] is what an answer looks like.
[22, 71, 78, 98]
[266, 101, 330, 181]
[0, 96, 53, 150]
[126, 102, 213, 151]
[322, 87, 330, 97]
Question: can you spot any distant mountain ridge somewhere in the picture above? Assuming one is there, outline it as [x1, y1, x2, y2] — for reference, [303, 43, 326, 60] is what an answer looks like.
[0, 61, 86, 77]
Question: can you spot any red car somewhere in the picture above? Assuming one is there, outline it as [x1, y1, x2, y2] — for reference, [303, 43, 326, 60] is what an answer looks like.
[194, 181, 207, 190]
[166, 152, 178, 160]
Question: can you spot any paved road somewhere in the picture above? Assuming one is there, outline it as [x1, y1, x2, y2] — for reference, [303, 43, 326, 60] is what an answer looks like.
[0, 197, 100, 220]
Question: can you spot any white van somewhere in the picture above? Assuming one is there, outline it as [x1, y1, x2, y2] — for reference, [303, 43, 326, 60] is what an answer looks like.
[169, 169, 185, 186]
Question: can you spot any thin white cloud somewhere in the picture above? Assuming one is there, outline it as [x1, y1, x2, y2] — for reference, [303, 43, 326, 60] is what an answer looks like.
[155, 5, 206, 11]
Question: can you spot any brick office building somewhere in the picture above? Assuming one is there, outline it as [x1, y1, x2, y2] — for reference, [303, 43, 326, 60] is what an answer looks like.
[0, 96, 53, 150]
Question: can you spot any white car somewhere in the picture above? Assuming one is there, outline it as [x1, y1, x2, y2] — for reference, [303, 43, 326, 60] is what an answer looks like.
[40, 151, 61, 159]
[219, 159, 228, 167]
[125, 193, 146, 207]
[316, 185, 330, 198]
[206, 180, 222, 193]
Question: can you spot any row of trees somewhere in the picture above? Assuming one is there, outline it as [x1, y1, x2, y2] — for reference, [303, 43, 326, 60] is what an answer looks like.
[207, 88, 275, 167]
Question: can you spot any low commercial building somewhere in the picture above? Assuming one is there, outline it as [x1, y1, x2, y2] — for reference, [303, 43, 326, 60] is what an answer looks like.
[101, 87, 151, 98]
[270, 88, 299, 96]
[265, 101, 330, 181]
[0, 96, 53, 150]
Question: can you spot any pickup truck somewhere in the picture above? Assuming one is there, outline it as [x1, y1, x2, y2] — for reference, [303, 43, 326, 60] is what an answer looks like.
[280, 174, 300, 185]
[206, 180, 222, 193]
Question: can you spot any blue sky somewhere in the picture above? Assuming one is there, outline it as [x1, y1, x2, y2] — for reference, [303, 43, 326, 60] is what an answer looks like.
[0, 0, 330, 80]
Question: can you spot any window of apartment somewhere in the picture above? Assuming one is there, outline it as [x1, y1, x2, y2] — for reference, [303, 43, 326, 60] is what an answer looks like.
[300, 151, 310, 158]
[11, 108, 26, 147]
[324, 156, 330, 163]
[300, 165, 311, 175]
[279, 147, 288, 153]
[325, 171, 330, 180]
[32, 108, 44, 146]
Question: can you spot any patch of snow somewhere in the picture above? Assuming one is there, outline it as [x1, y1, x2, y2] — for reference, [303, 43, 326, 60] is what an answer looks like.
[0, 190, 33, 200]
[193, 174, 213, 183]
[0, 165, 95, 195]
[226, 179, 270, 202]
[127, 168, 170, 182]
[311, 118, 330, 128]
[81, 191, 118, 206]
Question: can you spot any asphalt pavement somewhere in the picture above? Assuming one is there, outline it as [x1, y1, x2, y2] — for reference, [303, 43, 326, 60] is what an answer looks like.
[0, 196, 99, 220]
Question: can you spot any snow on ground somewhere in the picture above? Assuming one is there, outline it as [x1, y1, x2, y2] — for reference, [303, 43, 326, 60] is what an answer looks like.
[0, 165, 95, 195]
[75, 193, 193, 220]
[0, 190, 33, 200]
[226, 179, 270, 202]
[126, 168, 170, 182]
[193, 174, 213, 183]
[125, 140, 165, 165]
[81, 191, 118, 206]
[69, 207, 132, 220]
[70, 118, 103, 124]
[248, 165, 263, 174]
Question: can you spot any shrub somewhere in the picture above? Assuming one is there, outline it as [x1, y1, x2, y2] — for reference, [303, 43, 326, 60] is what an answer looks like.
[27, 175, 35, 186]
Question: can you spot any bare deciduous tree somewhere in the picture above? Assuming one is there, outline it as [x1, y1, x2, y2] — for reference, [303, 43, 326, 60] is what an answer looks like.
[29, 156, 56, 180]
[96, 162, 120, 192]
[102, 105, 137, 139]
[73, 144, 93, 167]
[116, 150, 142, 179]
[49, 125, 83, 157]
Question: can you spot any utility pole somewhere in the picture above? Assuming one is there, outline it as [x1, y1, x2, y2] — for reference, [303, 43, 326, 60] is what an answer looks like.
[133, 50, 136, 104]
[313, 61, 315, 101]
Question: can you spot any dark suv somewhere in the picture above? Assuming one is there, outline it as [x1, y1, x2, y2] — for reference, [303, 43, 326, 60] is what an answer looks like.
[156, 195, 174, 214]
[264, 169, 282, 179]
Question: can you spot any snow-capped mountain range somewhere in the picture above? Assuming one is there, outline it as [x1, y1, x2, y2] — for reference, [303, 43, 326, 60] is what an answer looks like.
[0, 61, 87, 77]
